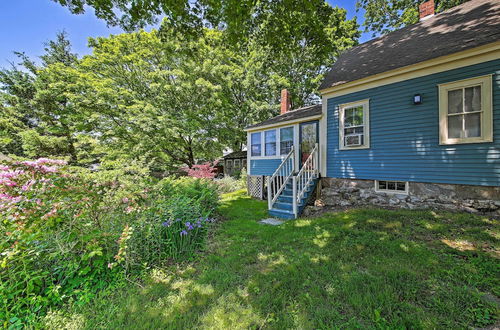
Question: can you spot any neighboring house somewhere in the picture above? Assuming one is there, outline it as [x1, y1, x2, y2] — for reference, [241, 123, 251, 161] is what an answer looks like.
[245, 0, 500, 219]
[223, 151, 247, 177]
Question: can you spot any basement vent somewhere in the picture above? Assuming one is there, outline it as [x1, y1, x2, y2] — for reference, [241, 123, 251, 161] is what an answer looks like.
[376, 180, 408, 194]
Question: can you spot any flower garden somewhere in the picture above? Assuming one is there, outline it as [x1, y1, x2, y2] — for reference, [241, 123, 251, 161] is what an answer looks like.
[0, 158, 220, 327]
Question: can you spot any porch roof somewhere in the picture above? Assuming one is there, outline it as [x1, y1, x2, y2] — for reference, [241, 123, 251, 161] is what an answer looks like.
[245, 104, 322, 131]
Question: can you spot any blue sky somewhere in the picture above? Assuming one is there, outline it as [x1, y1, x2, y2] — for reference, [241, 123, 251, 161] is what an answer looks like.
[0, 0, 369, 68]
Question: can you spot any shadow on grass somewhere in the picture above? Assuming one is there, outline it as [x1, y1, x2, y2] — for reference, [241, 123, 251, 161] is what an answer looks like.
[48, 190, 499, 329]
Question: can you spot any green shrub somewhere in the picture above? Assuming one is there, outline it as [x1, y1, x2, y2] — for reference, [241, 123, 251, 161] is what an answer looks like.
[0, 159, 219, 327]
[215, 176, 246, 194]
[156, 177, 219, 212]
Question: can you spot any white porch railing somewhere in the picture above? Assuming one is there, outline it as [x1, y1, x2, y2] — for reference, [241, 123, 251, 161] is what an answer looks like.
[294, 143, 319, 217]
[267, 146, 295, 210]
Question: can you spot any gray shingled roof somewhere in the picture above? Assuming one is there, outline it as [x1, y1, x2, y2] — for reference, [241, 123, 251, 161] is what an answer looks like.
[246, 104, 322, 130]
[319, 0, 500, 90]
[223, 150, 247, 159]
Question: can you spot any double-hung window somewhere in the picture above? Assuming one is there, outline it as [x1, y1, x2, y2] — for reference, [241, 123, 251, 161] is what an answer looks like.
[251, 132, 262, 156]
[438, 75, 493, 144]
[280, 127, 294, 155]
[265, 130, 276, 156]
[339, 99, 370, 149]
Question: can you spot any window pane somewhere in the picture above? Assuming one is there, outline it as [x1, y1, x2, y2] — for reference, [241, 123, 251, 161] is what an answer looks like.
[251, 132, 261, 145]
[448, 89, 463, 114]
[387, 182, 396, 190]
[464, 113, 481, 138]
[280, 127, 293, 155]
[464, 86, 481, 112]
[396, 182, 406, 191]
[251, 132, 261, 156]
[251, 145, 261, 156]
[378, 181, 387, 189]
[265, 130, 276, 156]
[280, 127, 293, 141]
[265, 143, 276, 156]
[344, 106, 363, 127]
[448, 115, 462, 138]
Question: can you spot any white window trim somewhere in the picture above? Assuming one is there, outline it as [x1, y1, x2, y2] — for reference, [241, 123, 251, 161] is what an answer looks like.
[234, 159, 240, 168]
[438, 74, 493, 145]
[375, 180, 409, 195]
[339, 99, 370, 150]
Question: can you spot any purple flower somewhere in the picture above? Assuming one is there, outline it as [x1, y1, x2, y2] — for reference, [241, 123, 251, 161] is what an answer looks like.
[161, 220, 171, 227]
[196, 220, 202, 228]
[180, 230, 188, 236]
[21, 179, 36, 191]
[185, 222, 194, 230]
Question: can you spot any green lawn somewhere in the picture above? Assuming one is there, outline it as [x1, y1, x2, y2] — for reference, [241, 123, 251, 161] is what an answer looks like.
[46, 190, 499, 329]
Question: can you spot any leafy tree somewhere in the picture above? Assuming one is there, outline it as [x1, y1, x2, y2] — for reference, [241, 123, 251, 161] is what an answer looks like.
[356, 0, 469, 36]
[0, 32, 86, 164]
[6, 2, 359, 170]
[53, 0, 359, 107]
[68, 28, 272, 169]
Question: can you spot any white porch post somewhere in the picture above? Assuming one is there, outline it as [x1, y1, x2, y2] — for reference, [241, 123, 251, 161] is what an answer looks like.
[315, 143, 319, 176]
[292, 176, 297, 217]
[267, 176, 272, 209]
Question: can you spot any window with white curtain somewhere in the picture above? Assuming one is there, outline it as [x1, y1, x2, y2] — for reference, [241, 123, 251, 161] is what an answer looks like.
[438, 75, 492, 144]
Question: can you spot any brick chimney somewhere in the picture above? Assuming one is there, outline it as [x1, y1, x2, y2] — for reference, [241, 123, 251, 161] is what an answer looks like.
[280, 89, 291, 115]
[419, 0, 435, 21]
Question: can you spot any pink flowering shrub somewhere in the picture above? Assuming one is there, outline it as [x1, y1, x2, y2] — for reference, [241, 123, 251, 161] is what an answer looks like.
[0, 158, 135, 326]
[183, 162, 218, 179]
[0, 158, 219, 327]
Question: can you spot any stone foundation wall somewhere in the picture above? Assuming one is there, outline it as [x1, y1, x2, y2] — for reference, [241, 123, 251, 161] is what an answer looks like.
[317, 178, 500, 216]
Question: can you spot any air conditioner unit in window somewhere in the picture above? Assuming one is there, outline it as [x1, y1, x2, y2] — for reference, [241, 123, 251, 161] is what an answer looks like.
[345, 134, 363, 147]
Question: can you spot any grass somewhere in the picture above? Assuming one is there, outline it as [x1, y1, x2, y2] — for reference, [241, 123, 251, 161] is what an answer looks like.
[44, 190, 499, 329]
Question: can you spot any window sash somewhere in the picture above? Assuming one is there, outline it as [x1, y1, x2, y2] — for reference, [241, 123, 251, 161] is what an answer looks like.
[439, 75, 492, 145]
[251, 132, 261, 156]
[280, 127, 294, 155]
[265, 130, 276, 156]
[339, 100, 369, 149]
[446, 85, 483, 139]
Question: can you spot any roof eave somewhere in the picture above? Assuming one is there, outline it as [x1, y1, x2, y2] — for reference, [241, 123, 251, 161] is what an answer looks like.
[244, 114, 323, 132]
